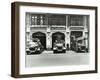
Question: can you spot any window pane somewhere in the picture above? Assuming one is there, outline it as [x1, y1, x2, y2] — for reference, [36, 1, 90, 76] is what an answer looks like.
[48, 15, 66, 26]
[69, 15, 83, 26]
[31, 14, 46, 25]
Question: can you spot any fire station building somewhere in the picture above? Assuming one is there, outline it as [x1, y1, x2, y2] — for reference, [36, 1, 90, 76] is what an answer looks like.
[26, 13, 89, 50]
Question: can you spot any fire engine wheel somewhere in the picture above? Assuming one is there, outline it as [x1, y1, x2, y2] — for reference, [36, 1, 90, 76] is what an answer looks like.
[53, 50, 57, 53]
[62, 50, 66, 53]
[26, 51, 31, 55]
[53, 50, 66, 53]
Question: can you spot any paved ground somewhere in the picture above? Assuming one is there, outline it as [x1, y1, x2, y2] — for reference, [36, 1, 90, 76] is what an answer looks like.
[25, 51, 89, 67]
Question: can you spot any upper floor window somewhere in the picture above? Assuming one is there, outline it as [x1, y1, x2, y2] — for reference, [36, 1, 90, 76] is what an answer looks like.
[31, 14, 46, 25]
[48, 15, 66, 26]
[68, 15, 84, 26]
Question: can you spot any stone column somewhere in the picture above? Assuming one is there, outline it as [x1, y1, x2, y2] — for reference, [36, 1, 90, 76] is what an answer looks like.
[65, 30, 70, 49]
[83, 16, 89, 51]
[65, 15, 70, 49]
[26, 13, 31, 47]
[46, 26, 51, 50]
[83, 16, 87, 30]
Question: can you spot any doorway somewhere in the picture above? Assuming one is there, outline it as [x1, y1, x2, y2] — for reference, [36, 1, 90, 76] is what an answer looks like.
[70, 31, 83, 51]
[32, 32, 46, 49]
[52, 32, 65, 48]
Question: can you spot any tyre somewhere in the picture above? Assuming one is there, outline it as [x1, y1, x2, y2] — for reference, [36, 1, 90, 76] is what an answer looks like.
[62, 50, 66, 53]
[26, 51, 30, 55]
[53, 50, 57, 53]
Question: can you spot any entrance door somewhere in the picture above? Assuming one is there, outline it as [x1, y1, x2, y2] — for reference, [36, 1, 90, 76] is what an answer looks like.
[52, 32, 65, 48]
[32, 32, 46, 49]
[70, 31, 83, 51]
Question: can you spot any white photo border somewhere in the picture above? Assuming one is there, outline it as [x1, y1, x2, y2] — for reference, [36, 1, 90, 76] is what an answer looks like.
[19, 5, 96, 75]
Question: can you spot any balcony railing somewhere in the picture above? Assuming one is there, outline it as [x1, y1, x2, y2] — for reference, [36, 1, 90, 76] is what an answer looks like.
[30, 25, 66, 30]
[69, 26, 84, 30]
[51, 27, 66, 30]
[31, 25, 47, 27]
[30, 25, 47, 31]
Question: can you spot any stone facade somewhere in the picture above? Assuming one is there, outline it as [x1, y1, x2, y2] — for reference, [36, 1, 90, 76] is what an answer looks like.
[25, 13, 89, 50]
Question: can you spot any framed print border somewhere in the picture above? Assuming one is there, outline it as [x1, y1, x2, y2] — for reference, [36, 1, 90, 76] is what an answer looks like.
[11, 2, 98, 78]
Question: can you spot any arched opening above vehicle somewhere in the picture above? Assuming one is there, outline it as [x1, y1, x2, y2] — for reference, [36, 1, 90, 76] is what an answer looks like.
[52, 32, 65, 48]
[32, 32, 46, 49]
[70, 31, 83, 51]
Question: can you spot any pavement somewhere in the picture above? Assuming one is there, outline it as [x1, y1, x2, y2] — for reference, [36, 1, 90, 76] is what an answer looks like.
[25, 50, 89, 67]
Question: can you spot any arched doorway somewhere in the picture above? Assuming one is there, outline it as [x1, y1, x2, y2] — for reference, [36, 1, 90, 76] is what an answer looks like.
[32, 32, 46, 49]
[52, 32, 65, 48]
[70, 31, 83, 51]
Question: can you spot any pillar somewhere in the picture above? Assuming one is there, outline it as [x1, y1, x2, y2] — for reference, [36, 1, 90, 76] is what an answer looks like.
[65, 15, 70, 49]
[65, 31, 70, 49]
[46, 26, 51, 50]
[83, 16, 89, 51]
[26, 13, 31, 47]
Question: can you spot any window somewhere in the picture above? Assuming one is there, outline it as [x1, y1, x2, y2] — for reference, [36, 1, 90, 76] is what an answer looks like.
[69, 15, 84, 26]
[48, 15, 66, 26]
[31, 14, 46, 25]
